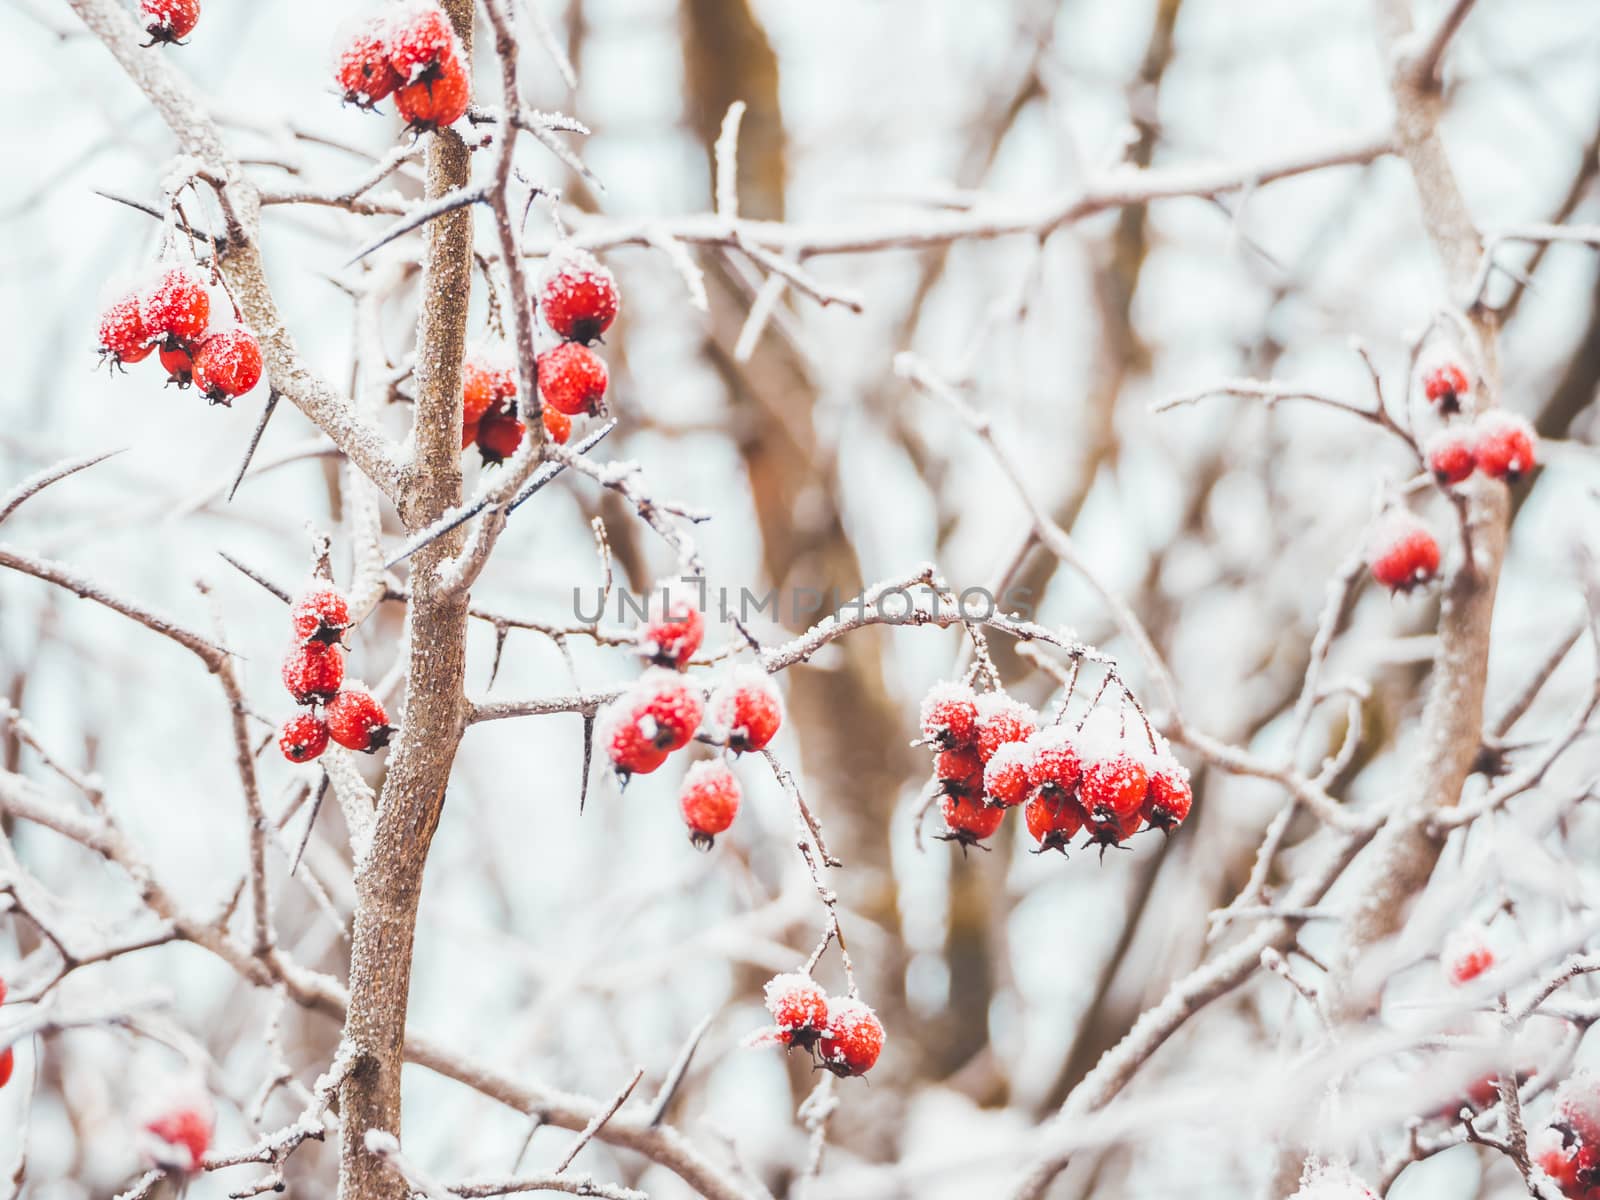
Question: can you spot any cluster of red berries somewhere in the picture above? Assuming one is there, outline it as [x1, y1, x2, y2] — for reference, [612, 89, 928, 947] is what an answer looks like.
[277, 585, 392, 762]
[460, 347, 569, 465]
[97, 266, 263, 405]
[140, 0, 199, 44]
[1536, 1077, 1600, 1197]
[755, 973, 884, 1078]
[0, 976, 12, 1089]
[919, 682, 1192, 855]
[535, 249, 617, 419]
[1422, 363, 1540, 488]
[333, 1, 470, 133]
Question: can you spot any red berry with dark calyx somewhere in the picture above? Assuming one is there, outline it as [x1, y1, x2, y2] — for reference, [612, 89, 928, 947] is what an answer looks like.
[192, 327, 263, 405]
[1423, 363, 1470, 414]
[540, 248, 620, 345]
[631, 670, 705, 753]
[463, 348, 517, 428]
[477, 409, 526, 466]
[1025, 792, 1085, 854]
[1083, 804, 1142, 854]
[537, 342, 609, 417]
[278, 713, 330, 763]
[1027, 725, 1082, 802]
[711, 666, 783, 752]
[335, 22, 402, 108]
[983, 740, 1034, 808]
[598, 697, 670, 781]
[939, 791, 1006, 849]
[141, 0, 199, 44]
[158, 344, 193, 387]
[817, 998, 884, 1078]
[1367, 510, 1441, 593]
[1425, 428, 1476, 486]
[679, 760, 741, 849]
[763, 973, 828, 1052]
[98, 288, 154, 369]
[290, 584, 352, 645]
[919, 680, 979, 749]
[637, 595, 705, 670]
[1080, 754, 1150, 822]
[326, 689, 393, 753]
[395, 52, 470, 133]
[387, 0, 460, 84]
[281, 640, 345, 706]
[975, 692, 1037, 763]
[1473, 411, 1540, 483]
[142, 266, 210, 348]
[935, 745, 984, 799]
[1142, 764, 1193, 832]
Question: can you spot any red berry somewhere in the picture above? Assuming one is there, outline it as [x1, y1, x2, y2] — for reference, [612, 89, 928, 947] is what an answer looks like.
[763, 973, 828, 1050]
[158, 344, 193, 387]
[334, 20, 402, 107]
[1026, 725, 1082, 801]
[281, 640, 345, 706]
[540, 248, 620, 345]
[1423, 363, 1470, 413]
[982, 740, 1033, 807]
[637, 595, 705, 670]
[1473, 411, 1539, 482]
[543, 406, 572, 445]
[326, 689, 393, 753]
[141, 266, 211, 348]
[192, 327, 264, 405]
[463, 348, 517, 428]
[1558, 1074, 1600, 1148]
[935, 745, 984, 799]
[1025, 792, 1086, 854]
[537, 342, 609, 417]
[1367, 510, 1441, 592]
[599, 697, 669, 780]
[141, 0, 199, 43]
[940, 791, 1005, 846]
[1442, 923, 1495, 986]
[477, 409, 526, 466]
[679, 760, 741, 848]
[817, 998, 884, 1078]
[1080, 754, 1149, 822]
[1425, 428, 1476, 486]
[711, 666, 783, 752]
[278, 713, 329, 763]
[387, 0, 460, 83]
[1142, 763, 1192, 832]
[919, 680, 979, 749]
[975, 692, 1037, 763]
[145, 1104, 212, 1174]
[632, 670, 704, 753]
[1534, 1126, 1586, 1196]
[0, 1047, 11, 1089]
[98, 288, 154, 368]
[290, 584, 352, 645]
[395, 51, 470, 132]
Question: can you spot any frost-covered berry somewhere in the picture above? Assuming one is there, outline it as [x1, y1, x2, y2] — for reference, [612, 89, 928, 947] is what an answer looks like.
[540, 248, 620, 345]
[282, 641, 344, 706]
[711, 666, 783, 752]
[935, 746, 984, 798]
[1367, 510, 1441, 593]
[975, 692, 1037, 763]
[326, 689, 393, 753]
[1442, 922, 1495, 987]
[543, 406, 572, 445]
[334, 20, 402, 108]
[1473, 411, 1539, 482]
[192, 327, 263, 405]
[763, 973, 828, 1050]
[278, 713, 329, 764]
[144, 1102, 213, 1174]
[290, 584, 352, 645]
[1425, 428, 1476, 486]
[633, 670, 705, 753]
[1026, 725, 1081, 801]
[1084, 804, 1142, 852]
[919, 680, 979, 749]
[537, 342, 609, 417]
[1423, 363, 1470, 415]
[141, 266, 211, 348]
[387, 0, 460, 83]
[477, 409, 526, 466]
[1080, 754, 1150, 822]
[463, 346, 517, 428]
[1142, 763, 1193, 832]
[98, 288, 154, 368]
[141, 0, 199, 44]
[598, 696, 669, 780]
[636, 595, 705, 670]
[158, 344, 193, 387]
[1025, 793, 1084, 854]
[395, 53, 470, 133]
[940, 791, 1005, 847]
[1288, 1160, 1378, 1200]
[679, 760, 741, 849]
[1533, 1124, 1590, 1197]
[817, 998, 884, 1078]
[983, 740, 1033, 808]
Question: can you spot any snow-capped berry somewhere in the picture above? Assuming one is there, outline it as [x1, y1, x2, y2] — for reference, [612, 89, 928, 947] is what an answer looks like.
[935, 746, 984, 799]
[158, 344, 193, 387]
[192, 327, 264, 405]
[817, 998, 884, 1078]
[919, 680, 979, 749]
[98, 289, 154, 367]
[1027, 725, 1082, 800]
[1025, 793, 1085, 854]
[711, 666, 784, 752]
[1425, 428, 1476, 486]
[145, 1103, 213, 1174]
[281, 641, 345, 706]
[540, 248, 620, 345]
[334, 21, 402, 108]
[543, 406, 572, 445]
[477, 409, 526, 466]
[1473, 411, 1539, 482]
[1556, 1073, 1600, 1150]
[1080, 754, 1150, 822]
[598, 697, 669, 780]
[386, 0, 460, 83]
[326, 689, 393, 753]
[1367, 510, 1441, 593]
[975, 692, 1037, 763]
[679, 760, 741, 849]
[1442, 923, 1495, 987]
[141, 0, 199, 43]
[278, 713, 329, 764]
[1423, 363, 1470, 414]
[463, 347, 517, 427]
[1288, 1160, 1378, 1200]
[940, 792, 1006, 846]
[537, 342, 609, 417]
[632, 670, 705, 753]
[763, 973, 828, 1050]
[1533, 1125, 1589, 1196]
[290, 584, 352, 645]
[983, 741, 1033, 808]
[1142, 764, 1193, 832]
[394, 52, 470, 132]
[141, 266, 210, 348]
[636, 595, 705, 670]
